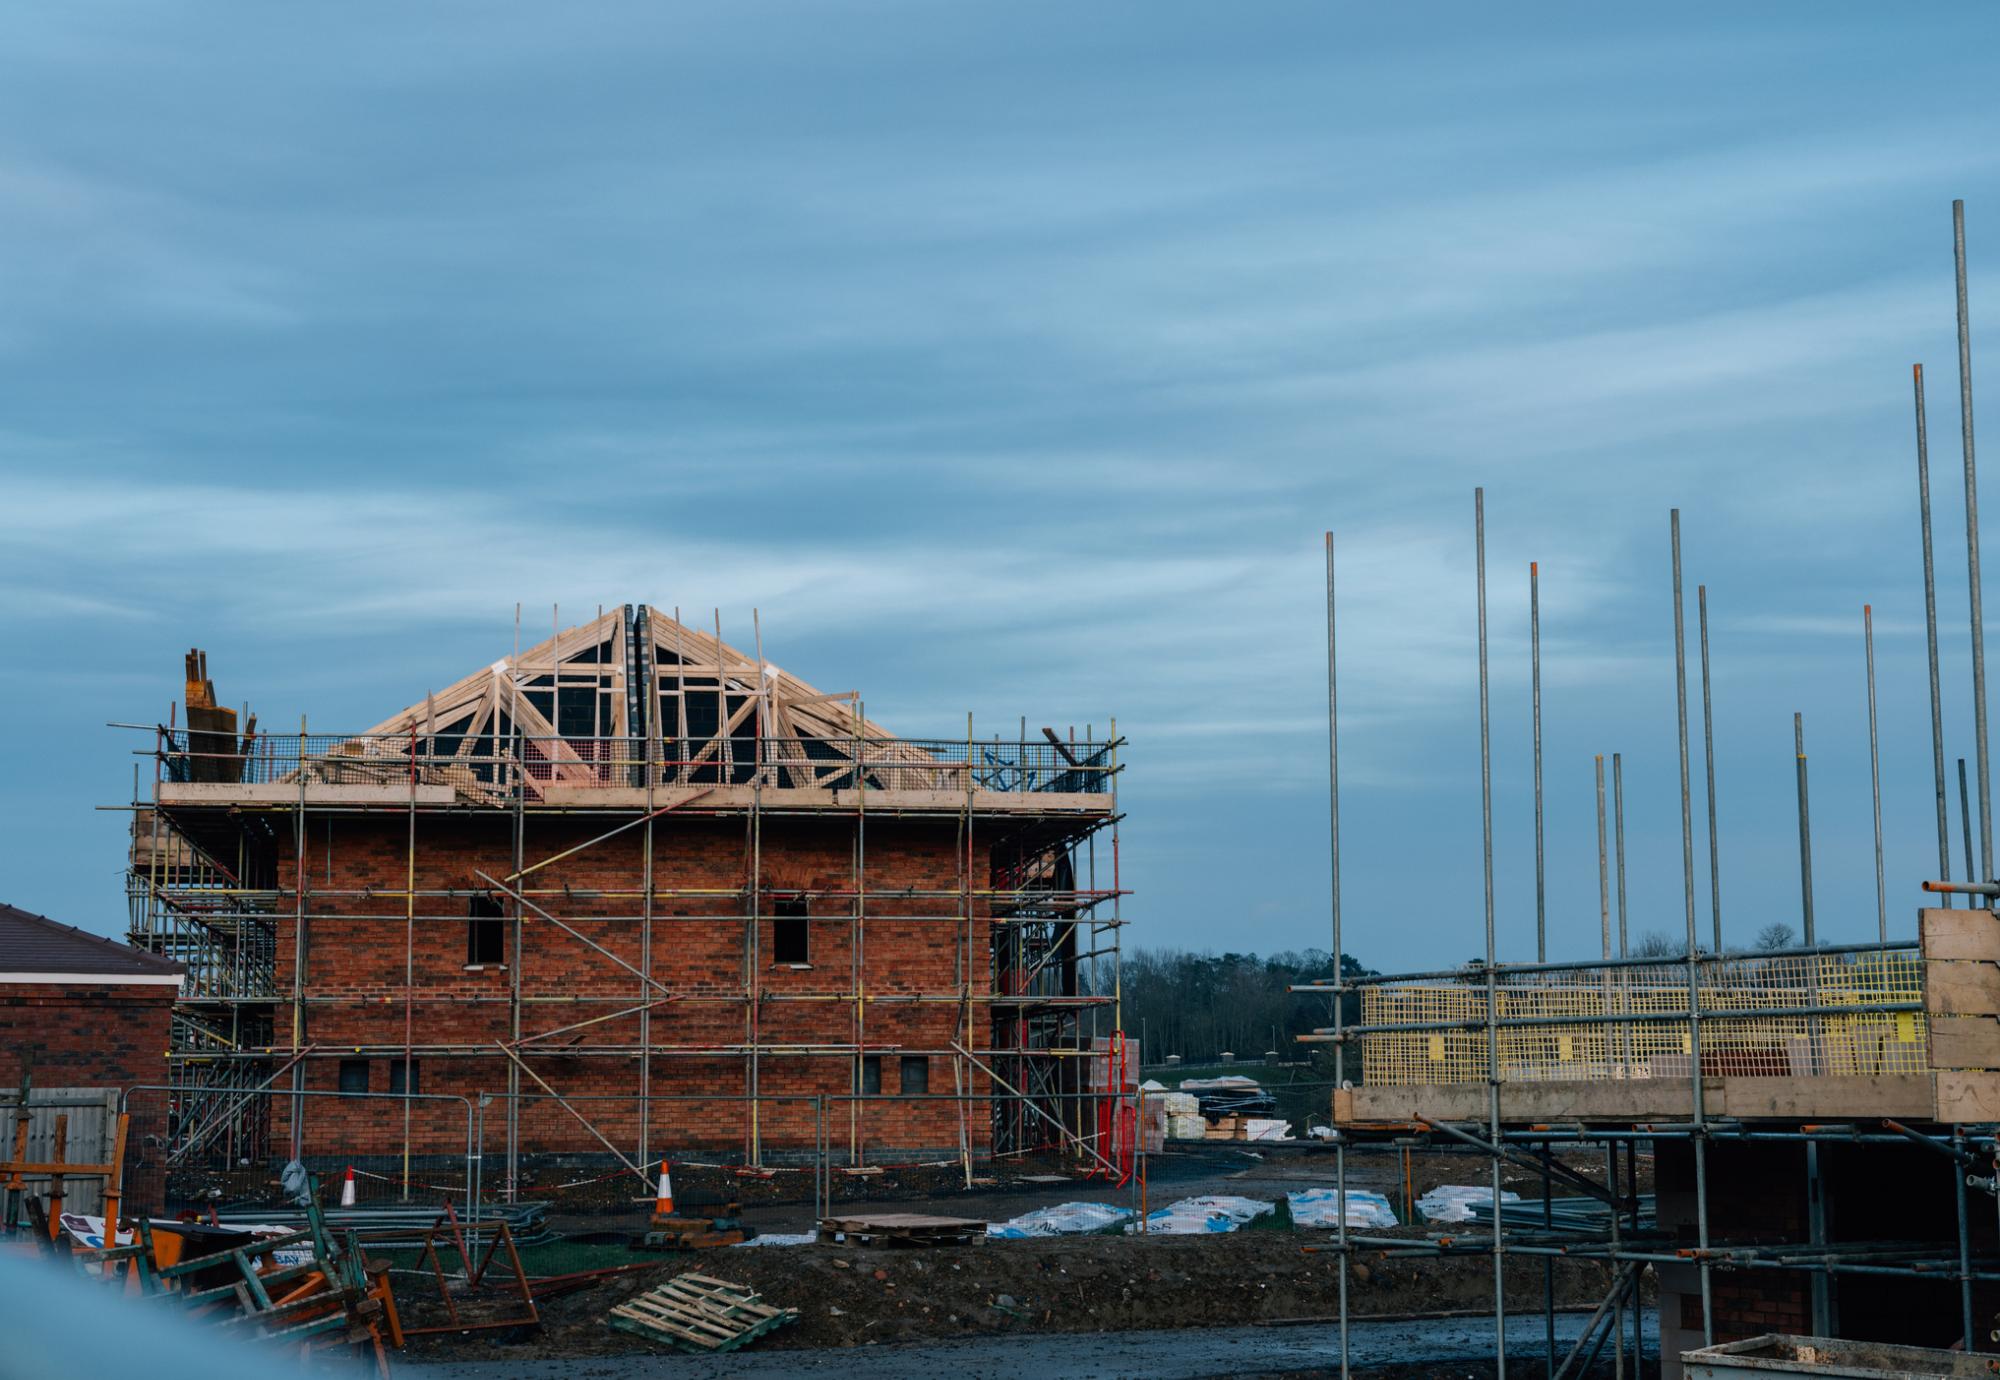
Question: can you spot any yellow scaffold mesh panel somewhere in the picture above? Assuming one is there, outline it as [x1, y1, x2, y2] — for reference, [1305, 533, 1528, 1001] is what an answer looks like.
[1359, 952, 1926, 1088]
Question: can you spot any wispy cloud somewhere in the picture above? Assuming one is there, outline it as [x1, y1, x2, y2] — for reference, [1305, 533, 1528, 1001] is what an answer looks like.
[3, 4, 1998, 966]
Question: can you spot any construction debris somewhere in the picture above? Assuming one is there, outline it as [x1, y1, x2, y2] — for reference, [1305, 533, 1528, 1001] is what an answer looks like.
[641, 1211, 749, 1251]
[818, 1212, 987, 1247]
[396, 1201, 540, 1338]
[66, 1172, 400, 1371]
[607, 1272, 798, 1353]
[635, 1159, 749, 1250]
[216, 1199, 552, 1249]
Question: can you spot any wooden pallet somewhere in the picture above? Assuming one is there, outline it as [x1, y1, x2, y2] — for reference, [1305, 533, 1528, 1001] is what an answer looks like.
[607, 1273, 797, 1353]
[639, 1217, 749, 1250]
[817, 1212, 986, 1247]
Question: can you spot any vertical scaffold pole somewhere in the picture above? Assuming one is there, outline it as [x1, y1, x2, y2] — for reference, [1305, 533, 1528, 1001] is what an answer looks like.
[1963, 759, 1978, 894]
[1596, 756, 1621, 1074]
[1796, 713, 1816, 944]
[403, 726, 417, 1198]
[1698, 586, 1722, 954]
[1532, 562, 1546, 963]
[1474, 490, 1506, 1376]
[1955, 199, 1993, 897]
[1614, 754, 1628, 958]
[1866, 606, 1887, 943]
[1955, 1125, 1975, 1347]
[1533, 563, 1550, 1374]
[1672, 509, 1714, 1347]
[1917, 363, 1954, 881]
[1323, 532, 1349, 1380]
[1596, 757, 1611, 954]
[291, 714, 308, 1162]
[1614, 751, 1632, 1073]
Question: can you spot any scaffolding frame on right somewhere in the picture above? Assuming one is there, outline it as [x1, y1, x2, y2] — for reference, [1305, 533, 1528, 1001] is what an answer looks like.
[1302, 443, 2000, 1368]
[1293, 938, 2000, 1377]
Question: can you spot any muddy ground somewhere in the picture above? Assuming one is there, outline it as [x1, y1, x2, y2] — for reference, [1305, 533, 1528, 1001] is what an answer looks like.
[400, 1231, 1628, 1359]
[397, 1143, 1654, 1367]
[545, 1140, 1654, 1241]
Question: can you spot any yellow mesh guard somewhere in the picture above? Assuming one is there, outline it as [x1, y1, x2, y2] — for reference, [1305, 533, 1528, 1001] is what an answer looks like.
[1359, 952, 1926, 1087]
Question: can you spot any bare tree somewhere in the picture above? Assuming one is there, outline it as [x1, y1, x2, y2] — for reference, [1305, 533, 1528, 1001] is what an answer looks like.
[1755, 922, 1797, 951]
[1633, 930, 1683, 958]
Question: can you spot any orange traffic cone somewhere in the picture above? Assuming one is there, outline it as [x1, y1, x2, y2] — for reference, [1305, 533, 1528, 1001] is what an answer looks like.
[340, 1166, 357, 1207]
[653, 1160, 675, 1220]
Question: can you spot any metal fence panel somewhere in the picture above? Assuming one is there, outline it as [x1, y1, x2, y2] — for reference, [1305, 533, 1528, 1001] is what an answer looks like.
[2, 1088, 120, 1216]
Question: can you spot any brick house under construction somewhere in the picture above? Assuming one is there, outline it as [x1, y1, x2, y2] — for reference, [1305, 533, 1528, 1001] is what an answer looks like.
[126, 607, 1123, 1182]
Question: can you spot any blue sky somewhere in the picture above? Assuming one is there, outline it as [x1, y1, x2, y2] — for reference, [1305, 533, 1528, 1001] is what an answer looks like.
[4, 5, 2000, 972]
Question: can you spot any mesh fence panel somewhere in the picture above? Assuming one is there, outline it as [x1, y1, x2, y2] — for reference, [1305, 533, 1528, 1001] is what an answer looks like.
[119, 1086, 474, 1220]
[1359, 950, 1926, 1087]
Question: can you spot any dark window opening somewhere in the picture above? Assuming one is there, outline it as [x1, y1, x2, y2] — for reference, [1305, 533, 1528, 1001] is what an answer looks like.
[772, 897, 809, 965]
[338, 1059, 369, 1095]
[390, 1059, 420, 1096]
[556, 685, 601, 739]
[681, 687, 721, 741]
[426, 715, 474, 762]
[469, 896, 506, 966]
[861, 1055, 881, 1096]
[900, 1056, 929, 1095]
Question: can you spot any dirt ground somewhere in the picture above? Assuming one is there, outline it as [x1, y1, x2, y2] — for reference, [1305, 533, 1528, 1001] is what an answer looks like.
[539, 1140, 1654, 1241]
[399, 1230, 1625, 1360]
[397, 1143, 1653, 1366]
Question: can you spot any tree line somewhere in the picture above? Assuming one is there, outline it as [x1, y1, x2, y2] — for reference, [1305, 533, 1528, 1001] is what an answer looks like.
[1111, 947, 1375, 1066]
[1114, 926, 1809, 1070]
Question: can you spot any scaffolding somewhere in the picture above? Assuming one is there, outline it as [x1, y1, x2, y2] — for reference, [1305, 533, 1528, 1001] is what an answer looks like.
[1299, 230, 2000, 1376]
[1294, 941, 1996, 1376]
[121, 604, 1126, 1184]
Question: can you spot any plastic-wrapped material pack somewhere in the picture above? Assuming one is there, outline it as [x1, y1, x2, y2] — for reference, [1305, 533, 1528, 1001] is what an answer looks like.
[1130, 1195, 1275, 1234]
[1416, 1185, 1522, 1223]
[986, 1202, 1135, 1239]
[1286, 1188, 1398, 1229]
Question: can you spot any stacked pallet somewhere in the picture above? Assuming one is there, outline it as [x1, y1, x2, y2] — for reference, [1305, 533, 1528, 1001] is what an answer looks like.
[608, 1273, 797, 1353]
[817, 1212, 986, 1247]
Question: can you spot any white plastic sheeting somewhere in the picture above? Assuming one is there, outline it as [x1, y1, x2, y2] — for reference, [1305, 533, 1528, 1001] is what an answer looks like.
[730, 1232, 818, 1247]
[1286, 1188, 1398, 1229]
[1416, 1185, 1521, 1224]
[986, 1202, 1135, 1239]
[1131, 1195, 1275, 1234]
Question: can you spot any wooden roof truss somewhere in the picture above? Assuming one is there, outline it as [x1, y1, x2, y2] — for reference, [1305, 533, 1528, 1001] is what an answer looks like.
[306, 606, 941, 801]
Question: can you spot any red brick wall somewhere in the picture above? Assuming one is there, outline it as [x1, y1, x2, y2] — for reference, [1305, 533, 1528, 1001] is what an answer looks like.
[0, 982, 176, 1091]
[1658, 1140, 1811, 1346]
[1659, 1138, 1994, 1355]
[271, 812, 993, 1158]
